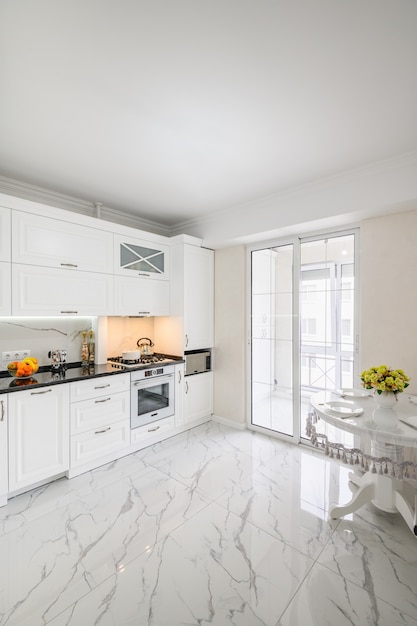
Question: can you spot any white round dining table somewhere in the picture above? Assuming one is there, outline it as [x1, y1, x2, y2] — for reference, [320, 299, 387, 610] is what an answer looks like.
[310, 390, 417, 537]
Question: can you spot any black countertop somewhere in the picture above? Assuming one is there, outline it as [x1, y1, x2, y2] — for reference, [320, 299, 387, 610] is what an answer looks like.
[0, 359, 184, 394]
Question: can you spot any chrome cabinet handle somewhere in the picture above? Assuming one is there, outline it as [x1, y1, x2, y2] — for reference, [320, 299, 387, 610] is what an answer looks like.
[178, 370, 182, 384]
[137, 311, 150, 315]
[0, 400, 4, 422]
[60, 262, 78, 268]
[185, 334, 189, 347]
[61, 310, 78, 314]
[95, 426, 111, 434]
[138, 273, 150, 277]
[148, 425, 160, 432]
[95, 397, 111, 403]
[185, 381, 189, 394]
[31, 388, 52, 395]
[94, 384, 111, 389]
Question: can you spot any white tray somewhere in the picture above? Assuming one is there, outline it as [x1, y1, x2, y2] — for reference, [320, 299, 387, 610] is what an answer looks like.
[337, 388, 371, 398]
[324, 400, 364, 418]
[398, 415, 417, 431]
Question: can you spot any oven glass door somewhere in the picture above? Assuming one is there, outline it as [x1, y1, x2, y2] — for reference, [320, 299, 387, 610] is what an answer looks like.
[131, 374, 174, 428]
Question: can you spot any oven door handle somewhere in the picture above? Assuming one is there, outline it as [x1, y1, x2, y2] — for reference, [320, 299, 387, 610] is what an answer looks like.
[132, 374, 174, 388]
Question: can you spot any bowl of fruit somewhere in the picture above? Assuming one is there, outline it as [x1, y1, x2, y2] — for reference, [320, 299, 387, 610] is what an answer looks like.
[7, 357, 39, 379]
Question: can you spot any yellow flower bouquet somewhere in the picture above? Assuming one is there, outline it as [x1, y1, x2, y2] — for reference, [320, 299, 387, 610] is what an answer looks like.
[360, 365, 410, 395]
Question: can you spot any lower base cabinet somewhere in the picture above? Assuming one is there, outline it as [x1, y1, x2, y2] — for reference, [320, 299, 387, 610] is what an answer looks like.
[0, 396, 8, 503]
[130, 416, 175, 446]
[8, 385, 69, 493]
[184, 372, 213, 423]
[70, 420, 130, 469]
[2, 365, 215, 502]
[69, 374, 130, 471]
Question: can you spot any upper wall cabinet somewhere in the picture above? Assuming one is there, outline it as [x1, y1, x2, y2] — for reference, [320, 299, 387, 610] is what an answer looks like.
[114, 235, 170, 281]
[0, 207, 11, 262]
[12, 211, 114, 273]
[114, 275, 169, 317]
[170, 243, 214, 351]
[0, 262, 11, 316]
[12, 264, 114, 316]
[184, 246, 214, 349]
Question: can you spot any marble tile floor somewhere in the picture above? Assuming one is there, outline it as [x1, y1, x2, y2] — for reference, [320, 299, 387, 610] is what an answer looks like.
[1, 421, 417, 626]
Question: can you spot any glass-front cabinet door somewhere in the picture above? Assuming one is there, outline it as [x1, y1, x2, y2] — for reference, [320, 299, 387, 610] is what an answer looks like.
[114, 235, 170, 280]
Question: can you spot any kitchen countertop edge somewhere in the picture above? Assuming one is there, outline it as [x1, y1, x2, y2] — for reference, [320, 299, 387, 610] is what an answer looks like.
[0, 359, 185, 394]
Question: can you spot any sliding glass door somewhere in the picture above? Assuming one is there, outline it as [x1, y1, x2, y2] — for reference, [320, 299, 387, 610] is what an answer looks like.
[249, 230, 359, 442]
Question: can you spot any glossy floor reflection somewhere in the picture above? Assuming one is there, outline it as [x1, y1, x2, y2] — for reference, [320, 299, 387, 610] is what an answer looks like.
[1, 421, 417, 625]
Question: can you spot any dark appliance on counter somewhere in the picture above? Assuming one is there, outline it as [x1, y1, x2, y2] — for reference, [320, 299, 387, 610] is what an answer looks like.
[184, 349, 211, 376]
[130, 364, 175, 428]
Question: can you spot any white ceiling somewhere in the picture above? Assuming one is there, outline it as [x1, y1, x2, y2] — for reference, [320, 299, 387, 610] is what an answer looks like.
[1, 1, 417, 243]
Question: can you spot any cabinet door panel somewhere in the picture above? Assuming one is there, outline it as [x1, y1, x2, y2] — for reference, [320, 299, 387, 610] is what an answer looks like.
[0, 396, 8, 498]
[184, 372, 213, 423]
[12, 211, 113, 273]
[8, 386, 69, 492]
[114, 235, 169, 280]
[184, 246, 214, 349]
[130, 416, 174, 446]
[0, 207, 11, 262]
[174, 364, 185, 427]
[0, 262, 11, 315]
[71, 392, 130, 435]
[70, 373, 130, 402]
[70, 420, 130, 469]
[114, 275, 169, 316]
[12, 264, 114, 316]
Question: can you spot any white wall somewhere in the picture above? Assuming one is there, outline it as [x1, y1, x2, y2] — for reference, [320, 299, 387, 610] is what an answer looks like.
[360, 208, 417, 394]
[213, 246, 246, 425]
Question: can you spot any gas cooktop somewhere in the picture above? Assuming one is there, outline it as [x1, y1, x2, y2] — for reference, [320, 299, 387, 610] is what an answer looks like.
[107, 354, 177, 369]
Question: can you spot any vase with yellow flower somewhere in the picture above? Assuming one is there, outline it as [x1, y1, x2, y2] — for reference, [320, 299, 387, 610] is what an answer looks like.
[360, 365, 410, 408]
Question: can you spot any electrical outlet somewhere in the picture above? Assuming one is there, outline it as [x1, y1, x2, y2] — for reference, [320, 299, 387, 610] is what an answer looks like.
[2, 349, 31, 362]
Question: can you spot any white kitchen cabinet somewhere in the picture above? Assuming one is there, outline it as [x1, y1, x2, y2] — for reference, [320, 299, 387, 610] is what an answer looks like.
[12, 211, 114, 273]
[184, 245, 214, 349]
[114, 275, 170, 316]
[0, 206, 11, 261]
[8, 385, 69, 493]
[0, 262, 11, 315]
[170, 243, 214, 351]
[114, 234, 170, 280]
[69, 373, 130, 403]
[12, 264, 114, 316]
[130, 415, 175, 446]
[69, 374, 130, 473]
[70, 390, 130, 435]
[174, 363, 185, 427]
[184, 372, 213, 423]
[0, 395, 8, 505]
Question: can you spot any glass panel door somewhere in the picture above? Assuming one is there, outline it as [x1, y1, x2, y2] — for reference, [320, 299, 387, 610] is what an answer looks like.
[249, 231, 358, 444]
[251, 244, 295, 437]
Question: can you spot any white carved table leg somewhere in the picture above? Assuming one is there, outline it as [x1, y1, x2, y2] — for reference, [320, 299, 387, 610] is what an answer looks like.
[348, 470, 367, 488]
[331, 471, 417, 537]
[330, 482, 375, 519]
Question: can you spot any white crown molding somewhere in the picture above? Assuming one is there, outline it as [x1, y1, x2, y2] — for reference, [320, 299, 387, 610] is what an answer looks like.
[3, 148, 417, 246]
[0, 175, 172, 237]
[171, 149, 417, 235]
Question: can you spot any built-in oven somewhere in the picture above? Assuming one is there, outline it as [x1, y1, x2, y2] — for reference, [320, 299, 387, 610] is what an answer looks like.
[130, 364, 175, 429]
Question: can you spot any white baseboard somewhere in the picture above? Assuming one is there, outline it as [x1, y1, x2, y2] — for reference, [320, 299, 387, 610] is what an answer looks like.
[211, 414, 247, 431]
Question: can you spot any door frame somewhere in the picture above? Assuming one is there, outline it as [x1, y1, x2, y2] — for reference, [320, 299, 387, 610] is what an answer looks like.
[246, 226, 360, 444]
